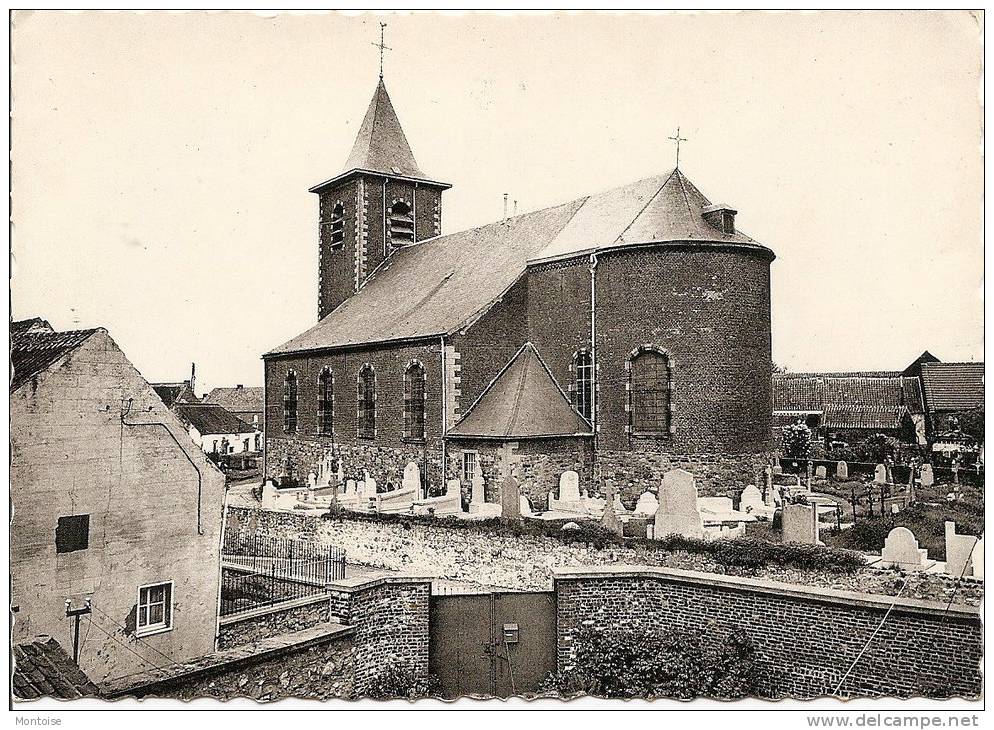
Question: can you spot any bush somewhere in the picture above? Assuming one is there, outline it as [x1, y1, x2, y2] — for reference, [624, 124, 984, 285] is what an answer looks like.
[639, 535, 864, 573]
[364, 664, 441, 700]
[544, 624, 761, 699]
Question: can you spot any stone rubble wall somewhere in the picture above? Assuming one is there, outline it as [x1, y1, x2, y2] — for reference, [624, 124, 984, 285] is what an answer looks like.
[218, 597, 331, 650]
[555, 568, 983, 699]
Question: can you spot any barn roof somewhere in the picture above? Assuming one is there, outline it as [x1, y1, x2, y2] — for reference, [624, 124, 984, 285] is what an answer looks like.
[10, 321, 101, 392]
[268, 169, 772, 357]
[445, 342, 593, 440]
[920, 362, 984, 412]
[772, 373, 925, 423]
[12, 637, 99, 699]
[171, 403, 257, 436]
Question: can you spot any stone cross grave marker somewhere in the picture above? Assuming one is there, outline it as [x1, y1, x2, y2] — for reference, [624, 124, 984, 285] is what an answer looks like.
[653, 469, 703, 540]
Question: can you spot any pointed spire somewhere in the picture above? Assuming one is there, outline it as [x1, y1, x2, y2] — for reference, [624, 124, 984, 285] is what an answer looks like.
[341, 79, 425, 179]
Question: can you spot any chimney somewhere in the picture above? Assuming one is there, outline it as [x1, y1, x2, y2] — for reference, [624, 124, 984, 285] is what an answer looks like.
[190, 362, 196, 394]
[702, 203, 737, 235]
[502, 193, 508, 220]
[236, 384, 244, 389]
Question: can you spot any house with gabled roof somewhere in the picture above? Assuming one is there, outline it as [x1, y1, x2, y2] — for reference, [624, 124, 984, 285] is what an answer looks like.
[10, 318, 225, 685]
[263, 76, 775, 506]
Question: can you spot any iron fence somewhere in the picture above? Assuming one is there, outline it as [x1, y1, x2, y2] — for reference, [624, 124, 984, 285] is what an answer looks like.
[220, 532, 346, 617]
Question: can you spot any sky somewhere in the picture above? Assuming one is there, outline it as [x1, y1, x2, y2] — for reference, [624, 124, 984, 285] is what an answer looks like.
[11, 10, 984, 395]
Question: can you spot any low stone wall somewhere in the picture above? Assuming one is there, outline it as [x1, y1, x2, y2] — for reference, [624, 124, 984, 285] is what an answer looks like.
[218, 595, 331, 649]
[101, 624, 356, 701]
[554, 566, 983, 699]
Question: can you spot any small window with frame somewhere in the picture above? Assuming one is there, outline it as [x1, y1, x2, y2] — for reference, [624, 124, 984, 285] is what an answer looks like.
[462, 451, 478, 483]
[137, 581, 173, 637]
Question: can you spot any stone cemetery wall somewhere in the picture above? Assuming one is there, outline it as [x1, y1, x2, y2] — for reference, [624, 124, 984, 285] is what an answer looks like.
[102, 624, 356, 701]
[326, 576, 431, 696]
[218, 595, 332, 649]
[554, 567, 982, 699]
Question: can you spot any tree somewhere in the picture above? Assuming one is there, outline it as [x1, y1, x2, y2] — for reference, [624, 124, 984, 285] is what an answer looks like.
[781, 420, 812, 460]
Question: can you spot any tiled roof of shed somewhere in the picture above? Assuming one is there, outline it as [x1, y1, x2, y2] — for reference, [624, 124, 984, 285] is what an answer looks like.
[12, 637, 99, 699]
[10, 323, 100, 392]
[445, 342, 593, 439]
[920, 362, 984, 412]
[773, 373, 925, 421]
[268, 169, 772, 356]
[822, 406, 909, 430]
[172, 403, 258, 436]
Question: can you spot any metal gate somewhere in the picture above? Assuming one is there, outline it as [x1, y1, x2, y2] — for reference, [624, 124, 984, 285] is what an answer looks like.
[429, 590, 556, 699]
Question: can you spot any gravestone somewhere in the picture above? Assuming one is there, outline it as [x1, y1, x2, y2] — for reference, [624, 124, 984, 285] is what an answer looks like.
[519, 494, 532, 516]
[633, 491, 659, 518]
[345, 479, 356, 496]
[881, 526, 926, 570]
[402, 461, 421, 494]
[773, 465, 783, 476]
[815, 465, 827, 479]
[874, 464, 887, 484]
[836, 461, 848, 480]
[500, 475, 521, 520]
[971, 537, 984, 579]
[600, 480, 623, 536]
[945, 521, 979, 578]
[308, 471, 318, 488]
[920, 463, 935, 488]
[653, 469, 703, 540]
[445, 478, 461, 495]
[740, 484, 765, 514]
[471, 474, 486, 505]
[782, 503, 818, 544]
[364, 475, 377, 496]
[558, 471, 581, 502]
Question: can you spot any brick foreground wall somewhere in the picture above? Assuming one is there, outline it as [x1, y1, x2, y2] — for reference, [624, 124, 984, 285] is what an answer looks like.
[555, 567, 983, 700]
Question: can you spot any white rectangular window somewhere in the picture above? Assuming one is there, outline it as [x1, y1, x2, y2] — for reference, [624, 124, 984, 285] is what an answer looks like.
[137, 581, 173, 636]
[462, 451, 477, 483]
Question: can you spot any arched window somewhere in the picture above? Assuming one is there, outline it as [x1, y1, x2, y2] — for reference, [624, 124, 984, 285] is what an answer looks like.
[404, 362, 426, 441]
[357, 365, 376, 439]
[630, 348, 672, 435]
[573, 351, 594, 422]
[388, 200, 415, 246]
[283, 370, 298, 434]
[317, 367, 334, 436]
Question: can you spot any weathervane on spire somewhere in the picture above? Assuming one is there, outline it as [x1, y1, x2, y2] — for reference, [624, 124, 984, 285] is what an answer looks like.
[668, 126, 688, 169]
[372, 22, 392, 80]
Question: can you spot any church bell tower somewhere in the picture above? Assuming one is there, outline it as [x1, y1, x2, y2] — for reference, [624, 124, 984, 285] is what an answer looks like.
[310, 73, 450, 320]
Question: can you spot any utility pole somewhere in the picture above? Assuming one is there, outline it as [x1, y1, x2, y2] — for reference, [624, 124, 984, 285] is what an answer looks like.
[65, 598, 92, 664]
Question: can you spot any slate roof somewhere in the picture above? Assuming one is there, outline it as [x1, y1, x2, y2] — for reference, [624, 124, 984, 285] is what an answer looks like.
[772, 373, 925, 428]
[445, 342, 593, 439]
[12, 636, 99, 699]
[309, 78, 445, 191]
[920, 362, 984, 412]
[152, 382, 200, 407]
[171, 403, 258, 436]
[268, 169, 772, 357]
[10, 322, 100, 392]
[10, 317, 53, 335]
[204, 385, 264, 413]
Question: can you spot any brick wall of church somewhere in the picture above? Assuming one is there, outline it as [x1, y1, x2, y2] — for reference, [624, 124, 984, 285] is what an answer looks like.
[264, 339, 446, 490]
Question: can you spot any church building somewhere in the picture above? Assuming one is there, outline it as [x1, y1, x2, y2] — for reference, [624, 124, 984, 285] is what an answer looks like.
[263, 76, 776, 507]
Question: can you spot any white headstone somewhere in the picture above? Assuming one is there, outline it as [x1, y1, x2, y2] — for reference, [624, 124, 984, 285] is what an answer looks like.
[562, 522, 580, 531]
[402, 462, 422, 493]
[364, 475, 377, 496]
[874, 464, 888, 484]
[633, 491, 659, 518]
[558, 470, 581, 502]
[782, 503, 818, 544]
[519, 494, 532, 516]
[836, 461, 848, 480]
[337, 459, 345, 482]
[262, 479, 279, 509]
[815, 465, 827, 479]
[945, 521, 978, 578]
[471, 474, 486, 505]
[971, 537, 984, 579]
[881, 527, 926, 570]
[773, 465, 783, 476]
[446, 478, 461, 496]
[740, 484, 765, 514]
[653, 469, 703, 540]
[920, 463, 935, 487]
[308, 471, 318, 488]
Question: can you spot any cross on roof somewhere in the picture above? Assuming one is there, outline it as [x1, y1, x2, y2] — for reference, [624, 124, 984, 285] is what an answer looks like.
[371, 22, 392, 80]
[668, 126, 688, 169]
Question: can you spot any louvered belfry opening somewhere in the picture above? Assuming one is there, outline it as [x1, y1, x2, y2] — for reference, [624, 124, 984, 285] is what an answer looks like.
[389, 201, 415, 247]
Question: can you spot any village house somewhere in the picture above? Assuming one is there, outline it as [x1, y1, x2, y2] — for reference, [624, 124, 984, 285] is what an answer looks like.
[262, 77, 775, 507]
[151, 364, 200, 407]
[203, 384, 264, 428]
[772, 351, 984, 452]
[10, 319, 226, 685]
[171, 402, 261, 456]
